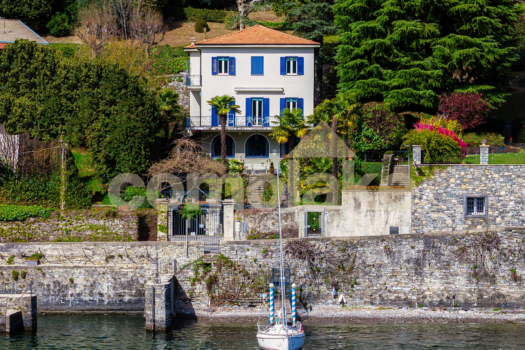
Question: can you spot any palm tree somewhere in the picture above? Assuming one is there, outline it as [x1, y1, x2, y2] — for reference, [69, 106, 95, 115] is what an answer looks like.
[270, 108, 309, 205]
[159, 88, 183, 146]
[309, 93, 361, 204]
[207, 95, 241, 165]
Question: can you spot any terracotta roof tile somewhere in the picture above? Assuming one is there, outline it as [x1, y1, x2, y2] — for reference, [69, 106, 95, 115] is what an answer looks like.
[193, 25, 319, 46]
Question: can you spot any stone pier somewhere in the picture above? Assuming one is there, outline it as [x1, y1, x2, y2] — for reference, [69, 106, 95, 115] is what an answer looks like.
[145, 274, 175, 332]
[0, 294, 37, 333]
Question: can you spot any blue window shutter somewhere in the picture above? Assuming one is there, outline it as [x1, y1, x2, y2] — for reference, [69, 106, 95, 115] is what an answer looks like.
[212, 106, 218, 126]
[263, 98, 270, 116]
[228, 101, 235, 126]
[298, 57, 304, 75]
[280, 57, 286, 75]
[229, 57, 236, 75]
[251, 57, 256, 75]
[280, 98, 286, 115]
[298, 98, 304, 114]
[212, 57, 218, 75]
[259, 57, 264, 75]
[246, 98, 252, 117]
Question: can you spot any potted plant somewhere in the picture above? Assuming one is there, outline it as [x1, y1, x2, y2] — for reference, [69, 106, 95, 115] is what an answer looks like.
[25, 253, 43, 266]
[269, 161, 275, 174]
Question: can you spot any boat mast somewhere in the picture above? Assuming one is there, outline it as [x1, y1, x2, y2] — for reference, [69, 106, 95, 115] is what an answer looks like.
[276, 169, 286, 324]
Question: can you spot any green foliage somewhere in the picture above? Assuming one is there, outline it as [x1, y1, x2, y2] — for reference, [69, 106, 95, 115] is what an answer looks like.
[6, 256, 15, 265]
[287, 2, 337, 43]
[0, 205, 54, 221]
[180, 203, 202, 220]
[26, 252, 43, 261]
[194, 19, 209, 33]
[0, 0, 54, 30]
[403, 130, 462, 164]
[360, 162, 382, 176]
[151, 45, 188, 75]
[49, 43, 82, 58]
[11, 270, 19, 281]
[46, 12, 73, 37]
[171, 7, 232, 22]
[463, 132, 505, 147]
[0, 40, 162, 181]
[334, 0, 520, 111]
[21, 270, 27, 279]
[158, 224, 168, 233]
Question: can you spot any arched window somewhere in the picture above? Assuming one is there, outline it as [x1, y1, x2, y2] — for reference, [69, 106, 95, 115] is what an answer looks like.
[245, 134, 269, 158]
[211, 135, 235, 158]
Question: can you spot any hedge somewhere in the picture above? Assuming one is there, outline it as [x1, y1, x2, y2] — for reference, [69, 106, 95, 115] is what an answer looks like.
[151, 45, 188, 74]
[0, 205, 55, 221]
[255, 21, 293, 30]
[171, 7, 233, 22]
[360, 162, 383, 176]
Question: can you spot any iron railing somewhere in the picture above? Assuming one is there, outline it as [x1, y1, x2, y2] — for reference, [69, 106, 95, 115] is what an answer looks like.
[171, 235, 223, 254]
[186, 75, 202, 87]
[186, 116, 273, 128]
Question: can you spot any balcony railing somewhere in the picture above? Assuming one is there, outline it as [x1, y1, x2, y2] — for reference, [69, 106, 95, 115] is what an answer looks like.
[186, 75, 202, 87]
[186, 116, 275, 128]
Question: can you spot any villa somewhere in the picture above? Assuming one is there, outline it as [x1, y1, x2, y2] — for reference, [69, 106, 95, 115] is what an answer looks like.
[184, 25, 319, 173]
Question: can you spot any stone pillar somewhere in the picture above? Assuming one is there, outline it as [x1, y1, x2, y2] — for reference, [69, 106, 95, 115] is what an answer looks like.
[223, 199, 235, 240]
[145, 274, 175, 332]
[480, 145, 489, 165]
[156, 199, 169, 241]
[412, 145, 421, 165]
[0, 294, 37, 332]
[297, 209, 306, 238]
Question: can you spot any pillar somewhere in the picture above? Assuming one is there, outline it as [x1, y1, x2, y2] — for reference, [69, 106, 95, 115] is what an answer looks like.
[223, 199, 235, 240]
[412, 145, 421, 165]
[480, 144, 489, 165]
[145, 274, 175, 332]
[155, 199, 169, 241]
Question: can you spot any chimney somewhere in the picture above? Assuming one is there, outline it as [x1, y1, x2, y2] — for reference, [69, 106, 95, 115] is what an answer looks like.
[190, 37, 196, 45]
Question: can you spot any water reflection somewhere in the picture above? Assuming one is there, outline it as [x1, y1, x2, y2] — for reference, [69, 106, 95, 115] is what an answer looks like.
[2, 315, 525, 349]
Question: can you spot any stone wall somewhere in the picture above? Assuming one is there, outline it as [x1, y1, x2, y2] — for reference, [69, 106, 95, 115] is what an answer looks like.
[0, 209, 158, 242]
[0, 242, 203, 312]
[235, 208, 299, 239]
[206, 231, 525, 311]
[412, 165, 525, 233]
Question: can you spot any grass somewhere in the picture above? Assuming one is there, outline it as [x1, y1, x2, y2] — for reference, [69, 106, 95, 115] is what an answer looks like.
[72, 149, 105, 197]
[464, 153, 525, 164]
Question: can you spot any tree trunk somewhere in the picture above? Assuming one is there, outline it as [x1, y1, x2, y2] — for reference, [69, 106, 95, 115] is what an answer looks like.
[237, 1, 246, 30]
[220, 114, 227, 165]
[332, 116, 338, 205]
[287, 137, 294, 206]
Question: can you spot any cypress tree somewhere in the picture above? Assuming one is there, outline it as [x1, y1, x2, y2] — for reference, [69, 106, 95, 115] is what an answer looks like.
[334, 0, 521, 111]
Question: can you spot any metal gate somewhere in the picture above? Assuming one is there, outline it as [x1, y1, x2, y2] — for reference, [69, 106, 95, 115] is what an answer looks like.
[305, 210, 324, 237]
[170, 206, 223, 253]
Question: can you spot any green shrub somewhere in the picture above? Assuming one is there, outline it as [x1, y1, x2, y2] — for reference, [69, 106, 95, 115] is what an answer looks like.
[158, 224, 168, 233]
[194, 19, 209, 33]
[46, 12, 73, 37]
[180, 203, 202, 220]
[50, 43, 82, 59]
[26, 253, 43, 261]
[255, 21, 293, 30]
[224, 13, 239, 30]
[12, 270, 19, 281]
[7, 256, 15, 265]
[150, 45, 188, 75]
[360, 162, 383, 176]
[0, 205, 55, 221]
[463, 132, 504, 147]
[171, 7, 232, 22]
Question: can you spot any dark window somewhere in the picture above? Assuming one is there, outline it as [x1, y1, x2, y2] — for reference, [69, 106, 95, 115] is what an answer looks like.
[246, 134, 269, 158]
[466, 197, 486, 216]
[390, 227, 399, 235]
[218, 57, 229, 74]
[211, 135, 235, 158]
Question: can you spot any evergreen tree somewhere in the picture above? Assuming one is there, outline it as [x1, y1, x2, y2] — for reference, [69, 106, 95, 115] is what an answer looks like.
[334, 0, 520, 111]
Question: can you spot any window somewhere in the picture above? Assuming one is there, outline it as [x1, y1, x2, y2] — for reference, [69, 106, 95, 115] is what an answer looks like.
[218, 57, 229, 75]
[211, 135, 235, 158]
[286, 98, 297, 111]
[464, 195, 488, 217]
[251, 56, 264, 75]
[245, 134, 269, 158]
[286, 57, 297, 74]
[252, 99, 263, 125]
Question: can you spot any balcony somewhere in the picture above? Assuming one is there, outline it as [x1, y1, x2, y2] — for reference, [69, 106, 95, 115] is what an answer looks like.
[186, 116, 276, 130]
[186, 75, 201, 90]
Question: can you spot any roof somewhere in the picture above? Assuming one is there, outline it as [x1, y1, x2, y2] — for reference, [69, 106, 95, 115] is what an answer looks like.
[0, 19, 48, 44]
[185, 25, 319, 49]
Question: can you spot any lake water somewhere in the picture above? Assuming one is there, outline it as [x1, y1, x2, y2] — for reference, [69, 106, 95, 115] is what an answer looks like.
[2, 315, 525, 349]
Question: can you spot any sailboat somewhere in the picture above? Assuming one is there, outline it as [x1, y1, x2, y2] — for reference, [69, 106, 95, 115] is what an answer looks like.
[256, 172, 305, 350]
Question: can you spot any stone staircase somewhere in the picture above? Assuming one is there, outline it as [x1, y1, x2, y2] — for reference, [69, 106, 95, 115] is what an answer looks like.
[391, 165, 410, 187]
[246, 174, 267, 209]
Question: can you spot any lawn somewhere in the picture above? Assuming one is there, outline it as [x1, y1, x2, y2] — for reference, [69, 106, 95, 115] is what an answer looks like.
[464, 153, 525, 164]
[71, 149, 105, 196]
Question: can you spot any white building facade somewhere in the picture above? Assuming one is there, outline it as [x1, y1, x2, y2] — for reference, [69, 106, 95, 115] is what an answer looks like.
[184, 25, 319, 172]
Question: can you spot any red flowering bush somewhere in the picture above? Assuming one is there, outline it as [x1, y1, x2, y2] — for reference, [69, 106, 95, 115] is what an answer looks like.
[414, 122, 467, 150]
[438, 92, 490, 129]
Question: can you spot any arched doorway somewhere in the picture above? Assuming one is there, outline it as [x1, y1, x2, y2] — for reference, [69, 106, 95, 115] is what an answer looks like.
[211, 135, 235, 158]
[245, 134, 269, 158]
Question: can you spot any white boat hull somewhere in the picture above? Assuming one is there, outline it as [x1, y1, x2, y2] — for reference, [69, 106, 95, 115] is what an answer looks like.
[257, 331, 305, 350]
